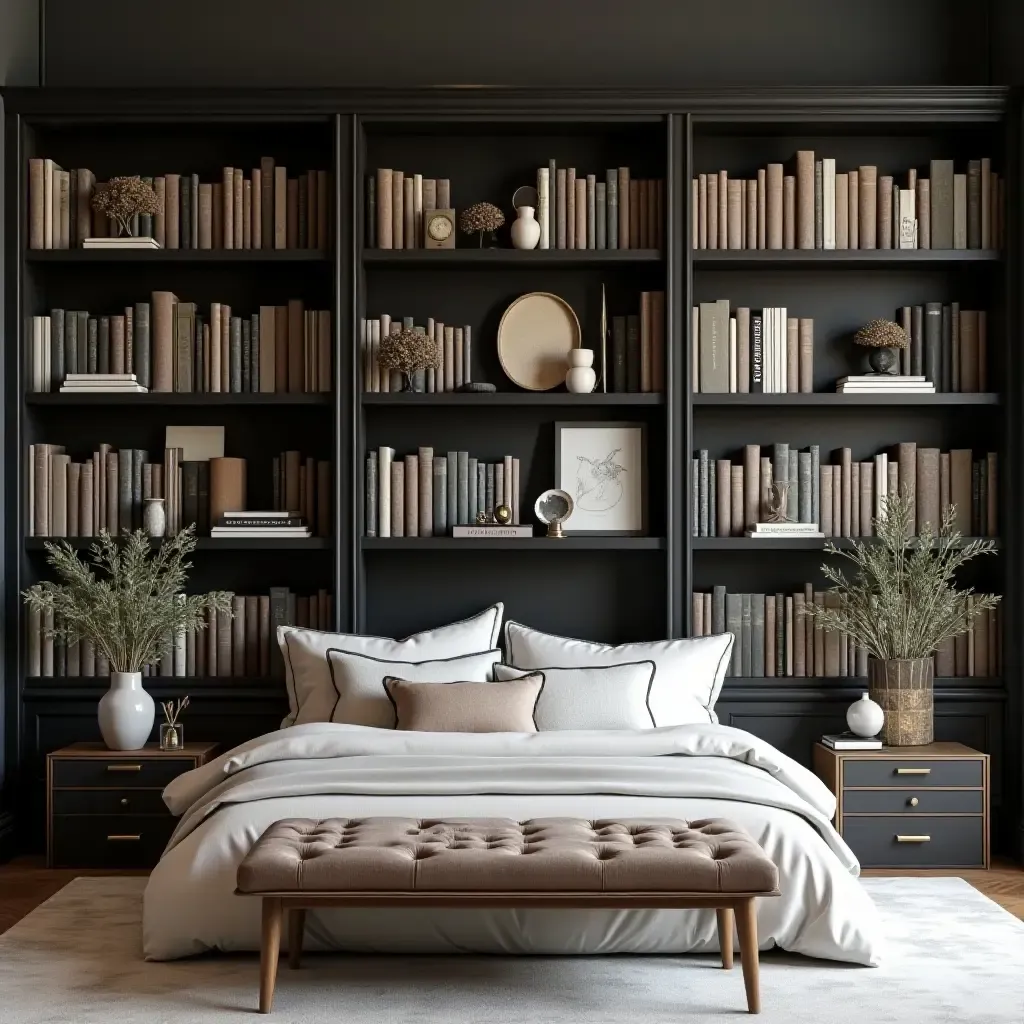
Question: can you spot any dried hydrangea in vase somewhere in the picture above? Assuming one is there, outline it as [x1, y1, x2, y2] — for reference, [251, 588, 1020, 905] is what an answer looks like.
[459, 202, 505, 247]
[853, 318, 908, 375]
[378, 326, 441, 392]
[91, 176, 163, 239]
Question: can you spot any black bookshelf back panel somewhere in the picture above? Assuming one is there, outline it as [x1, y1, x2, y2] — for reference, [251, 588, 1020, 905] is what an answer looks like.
[362, 549, 665, 646]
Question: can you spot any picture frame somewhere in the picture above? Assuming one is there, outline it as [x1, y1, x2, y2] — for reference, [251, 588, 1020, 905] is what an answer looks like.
[554, 421, 646, 536]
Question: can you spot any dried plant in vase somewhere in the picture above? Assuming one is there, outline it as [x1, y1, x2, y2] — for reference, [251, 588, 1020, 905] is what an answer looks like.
[803, 491, 999, 745]
[459, 202, 505, 247]
[91, 176, 162, 238]
[160, 696, 190, 750]
[853, 318, 908, 375]
[378, 326, 441, 392]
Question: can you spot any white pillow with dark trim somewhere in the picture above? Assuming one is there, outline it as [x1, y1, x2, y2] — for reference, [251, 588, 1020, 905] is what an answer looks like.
[493, 661, 656, 730]
[277, 604, 503, 726]
[503, 621, 734, 726]
[325, 648, 501, 728]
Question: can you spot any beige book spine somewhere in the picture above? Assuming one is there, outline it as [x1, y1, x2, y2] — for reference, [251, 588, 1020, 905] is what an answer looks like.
[418, 446, 433, 537]
[782, 175, 795, 249]
[858, 166, 877, 249]
[850, 462, 861, 537]
[730, 465, 744, 537]
[222, 167, 234, 249]
[743, 444, 760, 530]
[233, 168, 243, 249]
[691, 178, 699, 249]
[916, 178, 931, 249]
[847, 169, 859, 249]
[717, 170, 727, 249]
[376, 168, 393, 248]
[566, 167, 576, 248]
[727, 180, 742, 249]
[390, 461, 405, 538]
[745, 179, 757, 249]
[756, 167, 766, 249]
[798, 318, 813, 393]
[793, 592, 806, 677]
[765, 596, 776, 678]
[390, 171, 404, 249]
[860, 461, 873, 537]
[706, 173, 718, 250]
[878, 175, 893, 249]
[821, 466, 833, 536]
[575, 177, 587, 250]
[765, 163, 783, 250]
[786, 317, 798, 393]
[251, 169, 262, 249]
[795, 151, 814, 249]
[403, 176, 414, 250]
[834, 173, 849, 248]
[242, 179, 252, 249]
[274, 167, 288, 249]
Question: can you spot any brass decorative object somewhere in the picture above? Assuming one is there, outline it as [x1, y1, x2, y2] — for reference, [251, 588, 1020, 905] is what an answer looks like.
[494, 504, 512, 525]
[534, 488, 574, 539]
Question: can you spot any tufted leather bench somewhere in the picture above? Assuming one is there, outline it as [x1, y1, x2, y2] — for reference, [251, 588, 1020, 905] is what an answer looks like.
[237, 816, 780, 1014]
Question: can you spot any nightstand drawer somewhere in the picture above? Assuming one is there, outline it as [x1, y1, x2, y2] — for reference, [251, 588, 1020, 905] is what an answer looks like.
[843, 815, 984, 868]
[51, 815, 175, 868]
[51, 789, 170, 815]
[842, 759, 983, 789]
[51, 757, 195, 789]
[843, 789, 985, 814]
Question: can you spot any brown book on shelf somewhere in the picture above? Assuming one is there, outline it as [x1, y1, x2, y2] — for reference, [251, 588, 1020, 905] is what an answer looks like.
[390, 460, 405, 538]
[725, 179, 741, 250]
[838, 447, 852, 538]
[742, 444, 760, 530]
[164, 174, 180, 249]
[220, 303, 232, 393]
[317, 170, 329, 250]
[211, 183, 223, 249]
[272, 305, 287, 394]
[403, 175, 414, 250]
[640, 291, 652, 393]
[949, 448, 973, 536]
[878, 175, 893, 249]
[287, 300, 303, 393]
[715, 459, 731, 537]
[242, 177, 252, 249]
[935, 636, 955, 677]
[197, 184, 213, 249]
[210, 457, 246, 522]
[797, 318, 813, 393]
[967, 159, 981, 249]
[222, 167, 234, 249]
[243, 595, 258, 676]
[286, 177, 299, 249]
[229, 595, 244, 678]
[821, 465, 833, 536]
[735, 307, 750, 395]
[916, 178, 931, 249]
[617, 167, 630, 250]
[959, 309, 979, 393]
[283, 450, 301, 511]
[811, 589, 823, 676]
[258, 306, 276, 393]
[67, 462, 81, 538]
[978, 310, 988, 392]
[251, 168, 262, 249]
[780, 175, 795, 249]
[756, 167, 766, 249]
[692, 593, 703, 636]
[697, 174, 707, 248]
[257, 596, 271, 677]
[930, 159, 954, 250]
[823, 592, 840, 676]
[744, 179, 757, 249]
[575, 177, 587, 250]
[894, 442, 918, 532]
[274, 166, 288, 249]
[793, 591, 806, 677]
[307, 169, 319, 249]
[980, 157, 991, 248]
[940, 452, 950, 518]
[706, 173, 718, 250]
[859, 461, 873, 537]
[390, 170, 404, 249]
[786, 318, 798, 394]
[835, 173, 849, 249]
[716, 170, 727, 249]
[916, 448, 940, 534]
[850, 462, 860, 537]
[795, 151, 814, 249]
[208, 303, 223, 394]
[730, 465, 743, 537]
[260, 157, 275, 249]
[151, 291, 178, 393]
[858, 166, 877, 249]
[105, 451, 118, 535]
[215, 598, 232, 678]
[28, 158, 44, 249]
[564, 167, 576, 248]
[847, 168, 859, 249]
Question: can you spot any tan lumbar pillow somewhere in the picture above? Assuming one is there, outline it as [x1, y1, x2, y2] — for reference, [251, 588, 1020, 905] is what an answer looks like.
[382, 674, 544, 733]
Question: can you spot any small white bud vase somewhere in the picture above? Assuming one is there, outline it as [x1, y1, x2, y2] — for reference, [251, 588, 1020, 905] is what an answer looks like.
[565, 348, 597, 393]
[846, 691, 885, 738]
[510, 205, 541, 250]
[98, 671, 155, 750]
[143, 497, 166, 538]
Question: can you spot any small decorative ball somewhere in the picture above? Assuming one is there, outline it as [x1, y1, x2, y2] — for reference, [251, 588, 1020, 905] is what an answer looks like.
[867, 346, 898, 375]
[846, 692, 885, 738]
[494, 504, 512, 525]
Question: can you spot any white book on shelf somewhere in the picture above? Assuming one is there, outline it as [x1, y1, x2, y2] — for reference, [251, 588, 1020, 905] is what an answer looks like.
[838, 384, 935, 393]
[778, 307, 788, 394]
[222, 510, 302, 519]
[729, 316, 737, 393]
[874, 453, 888, 519]
[748, 522, 823, 535]
[822, 158, 836, 249]
[838, 375, 926, 383]
[899, 190, 917, 249]
[60, 385, 148, 393]
[82, 236, 162, 249]
[65, 373, 138, 382]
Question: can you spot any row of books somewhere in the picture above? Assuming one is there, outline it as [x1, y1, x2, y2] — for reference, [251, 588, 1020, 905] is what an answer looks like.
[691, 155, 1002, 250]
[28, 301, 331, 395]
[893, 304, 988, 392]
[366, 449, 522, 537]
[26, 587, 332, 679]
[608, 292, 666, 393]
[692, 586, 1002, 678]
[270, 452, 331, 537]
[693, 303, 812, 394]
[360, 316, 472, 393]
[692, 444, 998, 539]
[27, 158, 331, 250]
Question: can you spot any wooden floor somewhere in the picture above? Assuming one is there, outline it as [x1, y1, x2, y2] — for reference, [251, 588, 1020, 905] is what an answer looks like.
[0, 856, 1021, 936]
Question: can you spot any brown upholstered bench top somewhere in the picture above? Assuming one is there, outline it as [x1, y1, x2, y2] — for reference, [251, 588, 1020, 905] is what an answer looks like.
[236, 816, 780, 894]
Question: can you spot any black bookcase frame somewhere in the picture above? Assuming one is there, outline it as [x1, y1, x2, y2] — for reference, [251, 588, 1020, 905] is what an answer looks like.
[0, 87, 1019, 862]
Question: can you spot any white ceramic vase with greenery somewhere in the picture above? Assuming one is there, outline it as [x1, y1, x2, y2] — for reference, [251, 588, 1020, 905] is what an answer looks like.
[804, 492, 999, 746]
[23, 528, 231, 750]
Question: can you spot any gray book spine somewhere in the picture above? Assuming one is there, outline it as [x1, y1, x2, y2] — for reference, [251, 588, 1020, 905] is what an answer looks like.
[230, 316, 242, 393]
[433, 457, 447, 535]
[596, 182, 606, 249]
[606, 169, 618, 249]
[741, 594, 752, 675]
[712, 585, 726, 635]
[250, 314, 260, 393]
[83, 313, 94, 372]
[98, 316, 110, 374]
[50, 308, 64, 389]
[418, 446, 433, 537]
[586, 174, 596, 249]
[772, 443, 789, 505]
[691, 459, 699, 536]
[494, 461, 504, 507]
[912, 305, 924, 376]
[446, 451, 458, 530]
[117, 449, 132, 534]
[810, 444, 820, 526]
[548, 159, 557, 250]
[457, 451, 469, 525]
[476, 462, 486, 519]
[132, 449, 146, 530]
[65, 310, 78, 376]
[924, 301, 941, 387]
[241, 318, 251, 393]
[752, 593, 765, 677]
[788, 450, 799, 519]
[134, 303, 150, 390]
[940, 304, 951, 394]
[725, 593, 742, 676]
[486, 463, 495, 519]
[814, 160, 823, 249]
[775, 593, 785, 676]
[463, 325, 472, 385]
[698, 450, 709, 536]
[707, 459, 716, 537]
[467, 457, 478, 525]
[365, 452, 377, 536]
[798, 452, 812, 523]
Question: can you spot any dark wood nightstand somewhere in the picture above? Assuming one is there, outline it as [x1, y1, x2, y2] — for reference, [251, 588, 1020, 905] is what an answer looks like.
[46, 741, 219, 868]
[813, 741, 989, 869]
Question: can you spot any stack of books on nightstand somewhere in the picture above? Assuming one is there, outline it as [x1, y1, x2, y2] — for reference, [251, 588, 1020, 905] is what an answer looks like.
[836, 375, 935, 395]
[60, 373, 148, 394]
[210, 511, 311, 539]
[821, 732, 883, 750]
[745, 522, 824, 538]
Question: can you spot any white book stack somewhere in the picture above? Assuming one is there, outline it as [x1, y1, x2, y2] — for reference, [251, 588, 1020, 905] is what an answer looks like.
[210, 510, 311, 539]
[821, 732, 883, 750]
[746, 521, 824, 538]
[60, 373, 148, 394]
[82, 236, 162, 249]
[836, 374, 935, 394]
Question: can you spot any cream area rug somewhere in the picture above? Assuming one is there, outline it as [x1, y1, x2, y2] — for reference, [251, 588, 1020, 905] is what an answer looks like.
[1, 876, 1022, 1023]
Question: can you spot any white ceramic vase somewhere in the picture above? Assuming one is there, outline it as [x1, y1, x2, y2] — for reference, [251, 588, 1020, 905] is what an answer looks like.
[98, 672, 155, 750]
[846, 691, 885, 738]
[143, 497, 166, 538]
[565, 349, 597, 393]
[511, 205, 541, 250]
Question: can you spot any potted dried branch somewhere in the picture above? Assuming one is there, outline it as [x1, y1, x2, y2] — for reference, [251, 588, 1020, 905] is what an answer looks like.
[23, 528, 231, 750]
[804, 492, 999, 745]
[378, 326, 441, 392]
[88, 176, 163, 249]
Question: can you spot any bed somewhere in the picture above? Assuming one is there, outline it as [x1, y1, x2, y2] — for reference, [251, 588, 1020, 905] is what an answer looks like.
[143, 722, 884, 964]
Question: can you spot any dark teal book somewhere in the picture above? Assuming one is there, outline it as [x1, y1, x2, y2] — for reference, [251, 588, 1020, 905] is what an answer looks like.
[98, 316, 110, 374]
[134, 302, 150, 391]
[626, 314, 640, 392]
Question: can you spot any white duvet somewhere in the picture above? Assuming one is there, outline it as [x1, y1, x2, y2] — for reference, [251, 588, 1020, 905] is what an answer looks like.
[144, 723, 883, 964]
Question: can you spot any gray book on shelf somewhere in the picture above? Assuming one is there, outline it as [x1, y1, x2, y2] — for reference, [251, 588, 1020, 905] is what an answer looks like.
[798, 452, 812, 523]
[250, 314, 260, 393]
[117, 449, 133, 534]
[606, 168, 618, 249]
[463, 325, 472, 385]
[446, 451, 458, 531]
[433, 457, 447, 535]
[457, 451, 469, 525]
[586, 174, 596, 250]
[698, 450, 709, 537]
[230, 316, 243, 393]
[924, 302, 941, 387]
[775, 593, 785, 676]
[810, 444, 820, 526]
[596, 182, 606, 249]
[132, 450, 147, 530]
[725, 593, 742, 676]
[691, 459, 699, 537]
[467, 457, 478, 525]
[50, 308, 64, 390]
[548, 159, 557, 248]
[65, 309, 78, 376]
[707, 458, 716, 537]
[788, 449, 799, 519]
[494, 461, 504, 508]
[772, 443, 788, 496]
[365, 452, 377, 537]
[741, 594, 752, 675]
[134, 303, 150, 391]
[751, 593, 765, 677]
[241, 319, 251, 394]
[485, 463, 495, 519]
[712, 585, 726, 635]
[98, 316, 110, 374]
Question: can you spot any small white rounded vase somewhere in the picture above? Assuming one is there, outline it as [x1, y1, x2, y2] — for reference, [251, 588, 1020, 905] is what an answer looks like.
[565, 348, 597, 393]
[511, 205, 541, 250]
[98, 671, 156, 750]
[846, 691, 885, 738]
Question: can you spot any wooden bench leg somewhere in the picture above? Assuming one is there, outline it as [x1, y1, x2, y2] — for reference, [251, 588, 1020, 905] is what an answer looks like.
[260, 897, 283, 1014]
[734, 897, 761, 1014]
[716, 907, 734, 969]
[288, 908, 306, 970]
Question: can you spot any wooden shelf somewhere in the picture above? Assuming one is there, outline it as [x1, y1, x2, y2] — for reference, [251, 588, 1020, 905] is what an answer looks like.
[693, 537, 998, 550]
[26, 248, 329, 263]
[26, 392, 331, 406]
[692, 393, 1000, 407]
[693, 249, 1001, 268]
[25, 537, 331, 551]
[361, 536, 665, 551]
[362, 248, 662, 267]
[361, 392, 664, 407]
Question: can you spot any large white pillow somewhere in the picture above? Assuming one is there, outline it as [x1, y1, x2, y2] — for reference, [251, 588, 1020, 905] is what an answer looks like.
[325, 648, 501, 728]
[278, 604, 503, 726]
[494, 661, 655, 730]
[503, 621, 734, 726]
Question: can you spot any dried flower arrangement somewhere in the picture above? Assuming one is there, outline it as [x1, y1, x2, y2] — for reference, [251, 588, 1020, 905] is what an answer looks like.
[161, 696, 190, 726]
[378, 326, 441, 391]
[160, 695, 190, 750]
[854, 319, 909, 350]
[459, 202, 505, 246]
[91, 176, 163, 238]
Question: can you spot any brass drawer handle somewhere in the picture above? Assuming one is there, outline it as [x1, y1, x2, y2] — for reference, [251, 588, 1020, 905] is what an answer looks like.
[896, 768, 931, 775]
[896, 835, 931, 843]
[107, 834, 141, 842]
[106, 765, 142, 772]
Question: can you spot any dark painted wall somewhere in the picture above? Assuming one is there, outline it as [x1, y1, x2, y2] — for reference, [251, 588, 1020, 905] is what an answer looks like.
[0, 0, 38, 85]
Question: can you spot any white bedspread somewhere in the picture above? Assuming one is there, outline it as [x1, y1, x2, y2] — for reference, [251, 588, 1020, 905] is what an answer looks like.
[144, 723, 883, 964]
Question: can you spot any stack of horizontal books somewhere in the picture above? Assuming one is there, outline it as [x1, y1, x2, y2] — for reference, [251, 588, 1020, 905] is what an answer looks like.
[836, 375, 935, 395]
[60, 373, 148, 394]
[210, 511, 311, 539]
[745, 521, 823, 539]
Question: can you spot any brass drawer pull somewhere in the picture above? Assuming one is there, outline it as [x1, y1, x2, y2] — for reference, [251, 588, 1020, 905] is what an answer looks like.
[896, 768, 931, 775]
[106, 765, 142, 772]
[107, 834, 141, 842]
[896, 835, 931, 843]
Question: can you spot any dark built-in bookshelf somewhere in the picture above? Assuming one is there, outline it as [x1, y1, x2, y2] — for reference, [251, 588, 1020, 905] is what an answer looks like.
[2, 88, 1021, 859]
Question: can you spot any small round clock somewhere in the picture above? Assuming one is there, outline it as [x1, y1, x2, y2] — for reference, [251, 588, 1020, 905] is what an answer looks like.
[534, 488, 574, 539]
[425, 210, 456, 248]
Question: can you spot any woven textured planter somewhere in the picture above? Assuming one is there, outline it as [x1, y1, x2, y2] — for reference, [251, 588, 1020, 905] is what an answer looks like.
[868, 657, 934, 746]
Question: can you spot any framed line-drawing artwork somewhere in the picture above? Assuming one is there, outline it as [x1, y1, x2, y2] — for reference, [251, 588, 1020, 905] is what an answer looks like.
[554, 421, 646, 536]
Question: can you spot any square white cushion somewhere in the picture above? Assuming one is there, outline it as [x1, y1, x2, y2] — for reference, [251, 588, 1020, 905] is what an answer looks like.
[278, 604, 503, 726]
[503, 621, 734, 725]
[494, 661, 656, 730]
[326, 648, 501, 728]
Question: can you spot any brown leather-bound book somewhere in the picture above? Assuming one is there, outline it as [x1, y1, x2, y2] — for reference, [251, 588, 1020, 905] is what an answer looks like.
[271, 305, 287, 393]
[821, 465, 833, 536]
[231, 596, 246, 676]
[743, 444, 760, 530]
[916, 178, 931, 249]
[197, 184, 212, 249]
[793, 592, 806, 677]
[824, 592, 841, 677]
[835, 173, 849, 248]
[716, 170, 727, 249]
[916, 448, 940, 534]
[164, 174, 180, 249]
[798, 318, 813, 393]
[764, 596, 776, 678]
[286, 178, 299, 249]
[258, 306, 276, 393]
[251, 168, 262, 249]
[949, 449, 972, 536]
[150, 291, 178, 392]
[260, 157, 275, 249]
[959, 309, 979, 393]
[786, 318, 798, 394]
[929, 159, 954, 250]
[978, 310, 988, 392]
[715, 459, 731, 537]
[935, 636, 955, 677]
[287, 300, 303, 393]
[639, 291, 652, 392]
[220, 303, 232, 393]
[850, 462, 860, 536]
[104, 451, 118, 535]
[745, 179, 757, 249]
[860, 461, 873, 537]
[784, 596, 794, 676]
[795, 151, 814, 249]
[214, 596, 231, 678]
[617, 167, 630, 250]
[980, 158, 991, 248]
[212, 183, 223, 248]
[756, 167, 766, 249]
[782, 175, 795, 249]
[282, 450, 300, 511]
[838, 448, 852, 538]
[317, 310, 331, 393]
[210, 457, 246, 524]
[403, 175, 414, 250]
[940, 452, 950, 518]
[274, 166, 288, 249]
[706, 173, 718, 250]
[242, 178, 252, 249]
[208, 303, 222, 394]
[846, 168, 859, 249]
[730, 465, 743, 537]
[727, 179, 742, 249]
[858, 166, 877, 249]
[878, 175, 893, 249]
[221, 167, 234, 249]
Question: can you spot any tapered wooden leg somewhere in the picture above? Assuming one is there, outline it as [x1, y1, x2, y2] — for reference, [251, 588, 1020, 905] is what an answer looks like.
[288, 908, 306, 970]
[259, 897, 283, 1014]
[716, 908, 734, 969]
[734, 898, 761, 1014]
